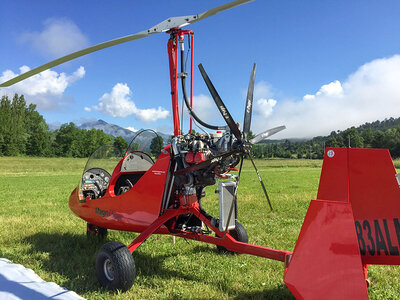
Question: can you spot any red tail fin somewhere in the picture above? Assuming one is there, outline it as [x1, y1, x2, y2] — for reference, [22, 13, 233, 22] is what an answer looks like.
[319, 148, 400, 265]
[285, 147, 400, 299]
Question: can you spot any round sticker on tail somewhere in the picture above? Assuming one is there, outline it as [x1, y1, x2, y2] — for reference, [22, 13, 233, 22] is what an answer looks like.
[327, 150, 335, 158]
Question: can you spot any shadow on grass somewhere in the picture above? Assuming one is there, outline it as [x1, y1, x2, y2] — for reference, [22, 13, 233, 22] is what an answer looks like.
[234, 285, 294, 300]
[187, 244, 294, 298]
[24, 232, 295, 298]
[24, 232, 199, 294]
[24, 232, 104, 294]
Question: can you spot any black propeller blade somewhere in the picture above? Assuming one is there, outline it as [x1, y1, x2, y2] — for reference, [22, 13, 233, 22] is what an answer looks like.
[198, 64, 242, 141]
[239, 63, 273, 211]
[196, 63, 286, 212]
[243, 63, 256, 139]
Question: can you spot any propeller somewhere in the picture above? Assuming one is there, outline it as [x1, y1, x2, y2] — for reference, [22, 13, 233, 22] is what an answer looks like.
[250, 125, 286, 144]
[198, 64, 242, 140]
[243, 63, 256, 139]
[198, 63, 286, 211]
[0, 0, 254, 88]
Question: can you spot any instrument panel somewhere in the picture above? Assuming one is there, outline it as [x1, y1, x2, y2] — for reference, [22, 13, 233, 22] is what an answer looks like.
[81, 168, 111, 199]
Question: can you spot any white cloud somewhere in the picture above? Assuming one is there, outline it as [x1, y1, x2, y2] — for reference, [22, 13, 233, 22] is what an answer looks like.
[126, 126, 138, 132]
[191, 94, 221, 122]
[303, 80, 343, 101]
[255, 98, 277, 118]
[252, 81, 277, 119]
[92, 83, 170, 123]
[254, 81, 274, 100]
[0, 66, 85, 110]
[135, 106, 170, 123]
[252, 55, 400, 139]
[94, 83, 135, 117]
[177, 94, 225, 132]
[19, 18, 89, 58]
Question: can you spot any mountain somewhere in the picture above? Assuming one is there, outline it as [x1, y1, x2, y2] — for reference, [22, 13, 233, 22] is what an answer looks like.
[78, 119, 171, 144]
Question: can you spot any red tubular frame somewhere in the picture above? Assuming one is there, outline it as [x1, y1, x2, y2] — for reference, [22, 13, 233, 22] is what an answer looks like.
[127, 201, 291, 261]
[123, 27, 290, 266]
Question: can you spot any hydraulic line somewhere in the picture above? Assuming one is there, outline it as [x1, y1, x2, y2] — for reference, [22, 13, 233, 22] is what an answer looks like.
[180, 48, 226, 131]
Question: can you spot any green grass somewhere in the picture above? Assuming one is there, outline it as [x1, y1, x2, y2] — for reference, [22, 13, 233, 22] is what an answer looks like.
[0, 157, 399, 299]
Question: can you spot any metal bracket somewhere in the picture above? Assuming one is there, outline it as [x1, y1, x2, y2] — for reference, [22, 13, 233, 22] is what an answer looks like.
[178, 72, 188, 78]
[147, 15, 198, 33]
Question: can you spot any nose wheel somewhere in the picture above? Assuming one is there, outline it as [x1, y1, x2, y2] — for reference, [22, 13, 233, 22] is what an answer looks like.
[95, 241, 136, 291]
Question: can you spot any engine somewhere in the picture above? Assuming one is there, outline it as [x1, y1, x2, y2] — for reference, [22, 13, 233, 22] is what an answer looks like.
[172, 131, 240, 189]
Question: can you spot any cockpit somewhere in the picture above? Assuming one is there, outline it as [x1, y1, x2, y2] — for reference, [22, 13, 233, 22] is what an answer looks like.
[79, 129, 164, 201]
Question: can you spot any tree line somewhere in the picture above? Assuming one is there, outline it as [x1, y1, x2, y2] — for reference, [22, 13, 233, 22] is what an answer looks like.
[253, 122, 400, 159]
[0, 94, 127, 158]
[2, 93, 400, 159]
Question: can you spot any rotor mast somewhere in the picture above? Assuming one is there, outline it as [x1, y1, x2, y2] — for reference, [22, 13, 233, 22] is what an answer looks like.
[167, 29, 194, 136]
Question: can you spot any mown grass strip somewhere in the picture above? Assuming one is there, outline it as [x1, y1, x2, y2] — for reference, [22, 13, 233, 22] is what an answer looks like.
[0, 156, 398, 299]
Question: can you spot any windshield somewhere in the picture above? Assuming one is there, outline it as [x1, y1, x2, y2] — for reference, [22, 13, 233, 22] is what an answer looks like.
[126, 129, 166, 160]
[79, 144, 124, 201]
[83, 143, 124, 175]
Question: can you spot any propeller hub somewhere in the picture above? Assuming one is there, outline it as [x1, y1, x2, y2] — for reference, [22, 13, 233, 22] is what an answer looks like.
[241, 139, 252, 155]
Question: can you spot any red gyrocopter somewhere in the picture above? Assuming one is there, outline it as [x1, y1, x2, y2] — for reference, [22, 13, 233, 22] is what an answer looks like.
[1, 1, 399, 298]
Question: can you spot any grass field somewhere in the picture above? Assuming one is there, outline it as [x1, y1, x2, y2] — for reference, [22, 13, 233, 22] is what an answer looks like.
[0, 156, 399, 299]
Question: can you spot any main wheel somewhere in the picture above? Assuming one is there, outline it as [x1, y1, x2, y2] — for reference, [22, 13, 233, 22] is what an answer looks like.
[216, 221, 248, 254]
[87, 223, 108, 239]
[366, 278, 371, 288]
[95, 241, 136, 291]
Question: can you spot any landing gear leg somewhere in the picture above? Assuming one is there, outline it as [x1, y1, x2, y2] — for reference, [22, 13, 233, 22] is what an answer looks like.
[364, 264, 371, 288]
[95, 208, 186, 291]
[87, 223, 108, 239]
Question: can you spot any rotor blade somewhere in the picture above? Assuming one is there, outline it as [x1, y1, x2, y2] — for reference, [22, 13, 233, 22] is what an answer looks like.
[194, 0, 254, 23]
[248, 154, 273, 211]
[149, 0, 254, 32]
[0, 0, 254, 88]
[198, 64, 242, 141]
[250, 125, 286, 144]
[0, 31, 148, 87]
[243, 63, 256, 138]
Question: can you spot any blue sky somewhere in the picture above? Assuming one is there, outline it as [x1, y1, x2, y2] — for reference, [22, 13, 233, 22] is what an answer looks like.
[1, 0, 400, 138]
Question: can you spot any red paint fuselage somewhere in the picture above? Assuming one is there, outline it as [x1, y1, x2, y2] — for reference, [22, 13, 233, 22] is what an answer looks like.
[69, 147, 171, 234]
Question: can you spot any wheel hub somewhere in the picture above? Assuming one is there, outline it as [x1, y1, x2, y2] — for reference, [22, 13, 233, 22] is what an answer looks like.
[103, 258, 115, 281]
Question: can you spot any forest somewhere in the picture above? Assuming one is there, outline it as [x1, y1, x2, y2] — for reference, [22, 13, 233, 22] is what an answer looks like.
[252, 118, 400, 159]
[0, 94, 125, 157]
[2, 93, 400, 159]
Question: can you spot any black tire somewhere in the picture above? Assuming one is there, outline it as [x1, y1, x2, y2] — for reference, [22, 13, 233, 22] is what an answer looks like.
[87, 223, 108, 239]
[366, 278, 371, 288]
[95, 241, 136, 291]
[216, 221, 248, 254]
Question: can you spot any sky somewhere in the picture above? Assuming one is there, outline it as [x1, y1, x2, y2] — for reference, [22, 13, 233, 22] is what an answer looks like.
[1, 0, 400, 139]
